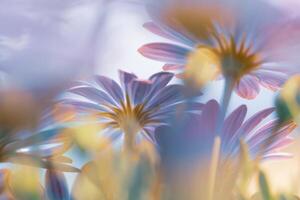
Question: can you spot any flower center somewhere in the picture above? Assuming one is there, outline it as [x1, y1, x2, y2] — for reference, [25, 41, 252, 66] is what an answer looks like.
[216, 36, 261, 81]
[98, 95, 155, 134]
[187, 35, 262, 83]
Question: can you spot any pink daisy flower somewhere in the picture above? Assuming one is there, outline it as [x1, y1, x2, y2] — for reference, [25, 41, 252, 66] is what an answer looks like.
[139, 0, 300, 99]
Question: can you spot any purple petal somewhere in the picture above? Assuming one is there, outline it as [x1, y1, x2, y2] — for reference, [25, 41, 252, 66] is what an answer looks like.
[45, 170, 69, 200]
[266, 137, 294, 152]
[198, 100, 219, 137]
[68, 86, 117, 106]
[94, 76, 124, 104]
[143, 22, 179, 41]
[253, 69, 288, 91]
[223, 105, 247, 143]
[235, 75, 260, 99]
[146, 84, 184, 110]
[118, 70, 137, 93]
[143, 22, 196, 46]
[130, 79, 152, 105]
[138, 43, 190, 64]
[147, 72, 174, 98]
[247, 121, 295, 154]
[228, 107, 275, 149]
[61, 99, 109, 112]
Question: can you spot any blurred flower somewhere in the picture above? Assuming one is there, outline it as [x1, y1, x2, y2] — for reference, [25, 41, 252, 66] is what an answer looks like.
[9, 164, 44, 200]
[154, 100, 296, 199]
[276, 75, 300, 124]
[0, 0, 107, 128]
[61, 70, 203, 151]
[56, 140, 157, 200]
[157, 100, 296, 164]
[139, 0, 300, 99]
[0, 108, 78, 172]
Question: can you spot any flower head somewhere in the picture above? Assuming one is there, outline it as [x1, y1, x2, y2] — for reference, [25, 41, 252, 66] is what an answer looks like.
[156, 100, 296, 165]
[61, 70, 202, 148]
[139, 0, 300, 99]
[154, 100, 296, 199]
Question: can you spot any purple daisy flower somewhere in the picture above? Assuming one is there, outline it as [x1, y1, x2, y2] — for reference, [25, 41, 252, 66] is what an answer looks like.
[61, 70, 203, 149]
[138, 0, 300, 99]
[156, 99, 296, 164]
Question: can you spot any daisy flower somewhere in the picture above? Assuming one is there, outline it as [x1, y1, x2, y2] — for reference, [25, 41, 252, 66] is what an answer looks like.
[139, 0, 300, 99]
[156, 99, 296, 163]
[61, 70, 202, 151]
[155, 99, 296, 199]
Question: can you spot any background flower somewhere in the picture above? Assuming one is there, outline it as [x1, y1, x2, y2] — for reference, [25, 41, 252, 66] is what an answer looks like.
[61, 70, 203, 151]
[139, 0, 300, 99]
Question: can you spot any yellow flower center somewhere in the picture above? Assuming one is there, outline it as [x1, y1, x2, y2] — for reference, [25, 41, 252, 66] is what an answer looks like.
[97, 95, 158, 150]
[186, 35, 262, 84]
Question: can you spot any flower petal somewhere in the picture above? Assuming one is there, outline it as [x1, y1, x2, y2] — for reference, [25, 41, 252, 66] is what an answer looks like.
[228, 107, 275, 150]
[147, 72, 174, 97]
[68, 86, 117, 106]
[45, 170, 69, 200]
[223, 105, 247, 143]
[94, 75, 124, 104]
[138, 43, 190, 64]
[235, 75, 260, 99]
[130, 80, 152, 105]
[253, 69, 288, 91]
[118, 70, 137, 93]
[143, 22, 196, 46]
[146, 84, 184, 110]
[162, 64, 185, 71]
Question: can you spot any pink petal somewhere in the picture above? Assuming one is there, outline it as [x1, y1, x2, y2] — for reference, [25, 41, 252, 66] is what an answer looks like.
[235, 75, 260, 99]
[262, 152, 293, 160]
[138, 43, 190, 64]
[163, 64, 185, 71]
[143, 22, 179, 42]
[228, 107, 275, 148]
[253, 69, 288, 91]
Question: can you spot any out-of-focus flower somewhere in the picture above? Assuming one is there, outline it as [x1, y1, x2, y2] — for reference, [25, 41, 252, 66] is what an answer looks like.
[70, 140, 157, 200]
[157, 100, 296, 163]
[276, 75, 300, 124]
[61, 70, 203, 151]
[0, 107, 78, 198]
[139, 0, 300, 99]
[154, 100, 296, 199]
[0, 0, 107, 128]
[0, 108, 77, 172]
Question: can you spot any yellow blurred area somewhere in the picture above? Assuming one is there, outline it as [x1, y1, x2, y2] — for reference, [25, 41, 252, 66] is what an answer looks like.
[8, 160, 44, 200]
[72, 140, 157, 200]
[69, 120, 109, 152]
[260, 131, 300, 196]
[281, 75, 300, 124]
[185, 46, 221, 89]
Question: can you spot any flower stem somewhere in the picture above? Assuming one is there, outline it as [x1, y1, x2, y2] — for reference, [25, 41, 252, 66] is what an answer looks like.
[208, 136, 221, 200]
[216, 78, 234, 135]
